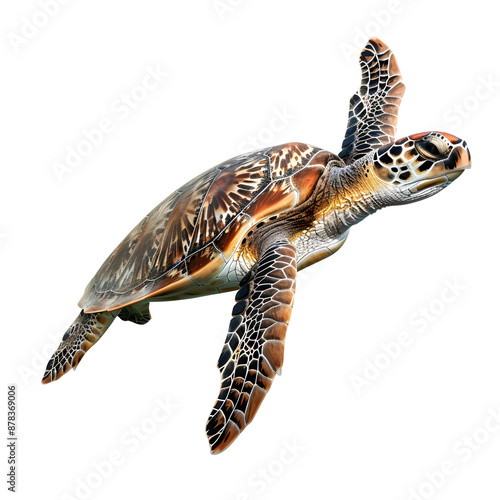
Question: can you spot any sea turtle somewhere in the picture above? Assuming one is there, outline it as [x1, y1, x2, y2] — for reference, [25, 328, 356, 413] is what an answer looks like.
[43, 38, 471, 454]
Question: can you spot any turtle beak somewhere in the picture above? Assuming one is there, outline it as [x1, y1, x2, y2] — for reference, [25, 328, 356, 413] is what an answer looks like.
[409, 142, 471, 194]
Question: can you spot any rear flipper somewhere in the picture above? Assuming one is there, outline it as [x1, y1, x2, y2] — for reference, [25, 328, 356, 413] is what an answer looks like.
[41, 310, 118, 384]
[118, 301, 151, 325]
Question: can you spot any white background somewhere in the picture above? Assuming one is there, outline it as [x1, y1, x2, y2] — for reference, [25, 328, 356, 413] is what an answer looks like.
[1, 1, 499, 499]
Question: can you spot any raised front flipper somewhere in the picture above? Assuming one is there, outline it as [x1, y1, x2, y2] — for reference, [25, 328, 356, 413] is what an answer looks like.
[206, 242, 297, 454]
[339, 38, 406, 163]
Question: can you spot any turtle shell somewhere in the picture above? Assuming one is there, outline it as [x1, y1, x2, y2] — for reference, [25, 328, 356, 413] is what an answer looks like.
[80, 142, 334, 313]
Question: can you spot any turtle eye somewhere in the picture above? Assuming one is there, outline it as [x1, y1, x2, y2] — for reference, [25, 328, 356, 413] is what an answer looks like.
[415, 137, 448, 160]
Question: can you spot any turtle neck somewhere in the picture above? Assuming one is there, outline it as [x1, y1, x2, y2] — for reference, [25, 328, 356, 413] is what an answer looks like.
[321, 155, 389, 236]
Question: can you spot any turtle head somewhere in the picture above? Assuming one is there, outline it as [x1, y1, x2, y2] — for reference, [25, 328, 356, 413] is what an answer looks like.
[370, 132, 471, 203]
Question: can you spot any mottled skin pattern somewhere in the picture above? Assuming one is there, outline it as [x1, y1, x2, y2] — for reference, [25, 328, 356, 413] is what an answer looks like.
[339, 38, 405, 162]
[44, 311, 118, 382]
[207, 242, 296, 453]
[42, 38, 471, 454]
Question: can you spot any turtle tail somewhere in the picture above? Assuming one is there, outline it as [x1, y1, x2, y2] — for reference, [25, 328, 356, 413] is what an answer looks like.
[41, 309, 119, 384]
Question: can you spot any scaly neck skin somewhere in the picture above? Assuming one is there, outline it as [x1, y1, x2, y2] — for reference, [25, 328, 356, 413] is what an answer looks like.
[320, 155, 390, 236]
